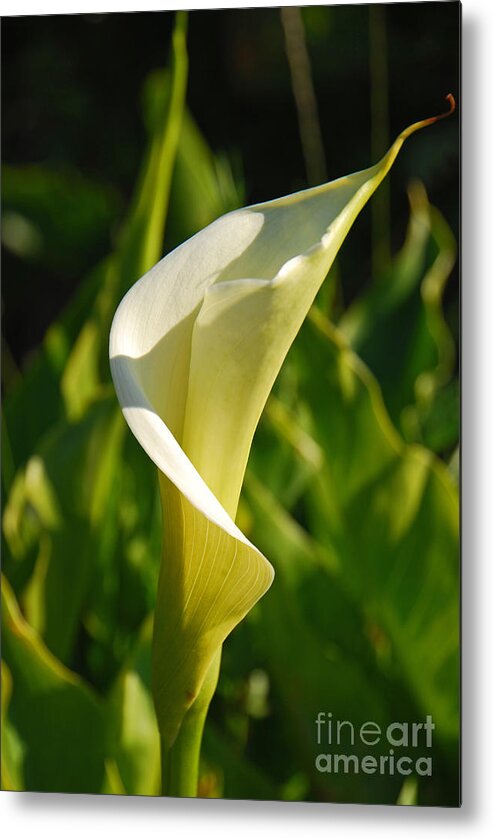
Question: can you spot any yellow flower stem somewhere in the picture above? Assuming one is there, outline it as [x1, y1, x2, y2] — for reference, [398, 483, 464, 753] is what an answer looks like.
[160, 648, 221, 797]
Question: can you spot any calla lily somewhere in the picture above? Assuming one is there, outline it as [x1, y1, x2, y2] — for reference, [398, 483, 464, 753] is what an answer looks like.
[109, 97, 454, 766]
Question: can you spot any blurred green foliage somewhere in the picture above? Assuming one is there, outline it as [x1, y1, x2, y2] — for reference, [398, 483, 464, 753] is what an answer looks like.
[1, 7, 459, 805]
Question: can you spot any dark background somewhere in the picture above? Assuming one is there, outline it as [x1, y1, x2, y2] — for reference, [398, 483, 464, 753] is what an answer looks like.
[2, 2, 460, 372]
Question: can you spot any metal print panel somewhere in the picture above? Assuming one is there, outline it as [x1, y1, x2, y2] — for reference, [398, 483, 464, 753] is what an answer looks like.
[1, 1, 460, 807]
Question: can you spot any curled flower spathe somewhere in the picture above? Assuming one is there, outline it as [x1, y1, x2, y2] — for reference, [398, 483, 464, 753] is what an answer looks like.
[109, 97, 455, 746]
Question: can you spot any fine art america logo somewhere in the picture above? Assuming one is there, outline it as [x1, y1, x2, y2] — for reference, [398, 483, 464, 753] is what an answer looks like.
[315, 712, 435, 777]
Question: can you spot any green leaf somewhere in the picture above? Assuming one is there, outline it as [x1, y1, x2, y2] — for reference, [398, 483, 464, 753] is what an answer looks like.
[1, 660, 24, 791]
[248, 393, 323, 512]
[340, 181, 457, 451]
[164, 107, 244, 249]
[1, 164, 120, 271]
[3, 397, 125, 664]
[1, 575, 106, 793]
[105, 617, 161, 796]
[244, 452, 458, 803]
[244, 475, 405, 804]
[296, 310, 459, 749]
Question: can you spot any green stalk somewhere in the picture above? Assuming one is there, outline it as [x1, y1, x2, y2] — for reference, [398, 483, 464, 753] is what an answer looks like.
[160, 648, 221, 797]
[138, 10, 188, 274]
[160, 703, 207, 797]
[280, 6, 327, 186]
[369, 4, 391, 277]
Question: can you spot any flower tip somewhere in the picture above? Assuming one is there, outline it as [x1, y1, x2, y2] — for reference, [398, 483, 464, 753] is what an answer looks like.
[445, 93, 456, 115]
[401, 93, 457, 142]
[432, 93, 456, 123]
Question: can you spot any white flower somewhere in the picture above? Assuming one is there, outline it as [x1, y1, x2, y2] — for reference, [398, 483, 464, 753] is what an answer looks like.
[109, 97, 454, 746]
